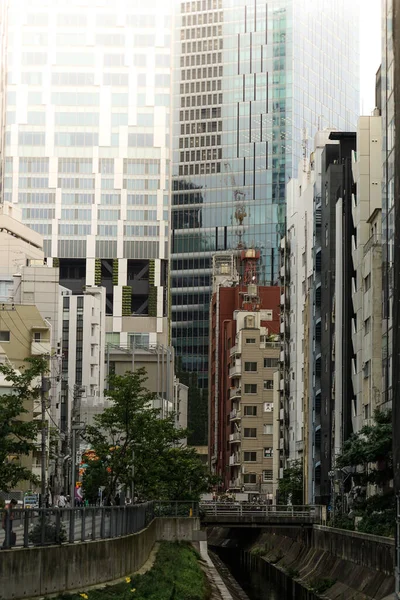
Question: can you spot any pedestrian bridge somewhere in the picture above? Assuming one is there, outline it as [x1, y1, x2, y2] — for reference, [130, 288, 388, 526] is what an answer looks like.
[199, 503, 324, 527]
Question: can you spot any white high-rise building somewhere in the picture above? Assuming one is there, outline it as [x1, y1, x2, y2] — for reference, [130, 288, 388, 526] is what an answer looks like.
[0, 0, 172, 349]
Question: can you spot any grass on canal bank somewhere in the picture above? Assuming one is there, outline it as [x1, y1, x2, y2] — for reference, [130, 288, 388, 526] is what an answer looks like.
[57, 541, 210, 600]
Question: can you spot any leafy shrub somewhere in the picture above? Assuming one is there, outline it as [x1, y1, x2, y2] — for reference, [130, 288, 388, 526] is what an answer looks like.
[284, 565, 300, 578]
[329, 514, 355, 531]
[251, 546, 266, 557]
[357, 510, 395, 537]
[308, 577, 336, 594]
[29, 516, 67, 545]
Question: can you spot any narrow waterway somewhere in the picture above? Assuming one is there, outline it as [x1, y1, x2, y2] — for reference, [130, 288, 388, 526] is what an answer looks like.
[213, 547, 288, 600]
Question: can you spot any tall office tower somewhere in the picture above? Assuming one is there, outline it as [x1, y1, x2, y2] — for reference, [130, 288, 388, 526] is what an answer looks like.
[0, 0, 172, 354]
[171, 0, 360, 444]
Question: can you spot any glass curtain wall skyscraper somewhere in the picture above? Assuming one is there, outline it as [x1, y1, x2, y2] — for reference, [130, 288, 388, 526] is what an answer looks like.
[0, 0, 172, 350]
[171, 0, 359, 443]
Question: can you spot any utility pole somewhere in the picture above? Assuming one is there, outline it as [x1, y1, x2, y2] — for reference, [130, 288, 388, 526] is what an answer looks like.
[70, 424, 85, 506]
[41, 374, 50, 508]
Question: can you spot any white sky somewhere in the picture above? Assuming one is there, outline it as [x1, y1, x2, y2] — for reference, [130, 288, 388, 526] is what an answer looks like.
[360, 0, 382, 114]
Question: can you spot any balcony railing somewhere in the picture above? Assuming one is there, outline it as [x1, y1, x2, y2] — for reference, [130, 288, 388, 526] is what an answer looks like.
[229, 386, 242, 399]
[229, 431, 241, 443]
[363, 233, 382, 256]
[229, 453, 240, 466]
[229, 364, 242, 378]
[230, 408, 241, 421]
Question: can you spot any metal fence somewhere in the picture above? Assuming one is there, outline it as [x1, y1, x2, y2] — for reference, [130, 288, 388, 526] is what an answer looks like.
[153, 501, 199, 518]
[1, 502, 155, 549]
[199, 502, 323, 522]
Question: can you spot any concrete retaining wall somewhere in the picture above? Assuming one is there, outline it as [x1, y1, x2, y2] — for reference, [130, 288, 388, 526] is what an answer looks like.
[207, 525, 395, 599]
[0, 517, 201, 600]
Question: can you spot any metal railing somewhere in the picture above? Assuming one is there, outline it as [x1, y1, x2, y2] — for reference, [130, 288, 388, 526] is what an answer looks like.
[363, 233, 382, 256]
[199, 502, 322, 522]
[153, 501, 199, 518]
[1, 502, 155, 549]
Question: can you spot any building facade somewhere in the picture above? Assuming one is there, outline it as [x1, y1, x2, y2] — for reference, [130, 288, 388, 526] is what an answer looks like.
[0, 303, 51, 495]
[351, 115, 382, 432]
[0, 0, 172, 353]
[171, 0, 360, 441]
[208, 250, 280, 494]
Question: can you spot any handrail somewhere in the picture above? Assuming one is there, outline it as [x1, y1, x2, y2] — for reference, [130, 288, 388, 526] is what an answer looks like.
[1, 502, 155, 549]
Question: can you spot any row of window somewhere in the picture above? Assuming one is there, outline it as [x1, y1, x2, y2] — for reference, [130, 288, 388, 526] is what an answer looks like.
[242, 449, 273, 461]
[243, 382, 274, 393]
[243, 471, 273, 483]
[181, 93, 222, 108]
[18, 192, 55, 204]
[182, 37, 223, 54]
[123, 159, 160, 175]
[181, 0, 222, 13]
[181, 65, 222, 81]
[123, 179, 160, 191]
[243, 425, 273, 437]
[178, 162, 220, 176]
[241, 403, 273, 414]
[180, 25, 222, 40]
[181, 10, 222, 26]
[242, 359, 279, 372]
[180, 147, 222, 163]
[180, 107, 221, 122]
[54, 224, 160, 237]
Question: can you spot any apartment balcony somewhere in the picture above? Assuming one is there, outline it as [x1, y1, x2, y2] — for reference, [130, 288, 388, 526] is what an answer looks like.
[230, 345, 239, 357]
[229, 431, 241, 443]
[230, 408, 241, 421]
[229, 386, 242, 400]
[296, 440, 304, 452]
[229, 453, 241, 466]
[229, 364, 242, 378]
[31, 340, 51, 356]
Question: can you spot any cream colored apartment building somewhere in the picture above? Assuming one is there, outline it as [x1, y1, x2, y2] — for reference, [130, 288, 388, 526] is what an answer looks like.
[229, 311, 280, 498]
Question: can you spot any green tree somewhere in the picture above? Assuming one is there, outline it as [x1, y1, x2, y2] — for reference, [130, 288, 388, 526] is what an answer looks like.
[278, 459, 303, 505]
[335, 409, 392, 487]
[82, 368, 213, 502]
[0, 357, 47, 493]
[81, 458, 108, 504]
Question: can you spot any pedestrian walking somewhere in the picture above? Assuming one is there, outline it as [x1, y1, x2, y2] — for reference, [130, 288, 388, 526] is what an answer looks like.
[2, 499, 17, 549]
[58, 491, 66, 508]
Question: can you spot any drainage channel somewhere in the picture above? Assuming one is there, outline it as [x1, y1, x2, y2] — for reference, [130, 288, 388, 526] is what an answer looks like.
[211, 546, 287, 600]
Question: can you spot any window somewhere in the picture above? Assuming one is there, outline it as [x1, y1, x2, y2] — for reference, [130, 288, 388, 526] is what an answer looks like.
[264, 448, 273, 458]
[0, 331, 10, 342]
[264, 380, 274, 390]
[33, 332, 41, 342]
[263, 424, 273, 435]
[363, 360, 371, 379]
[264, 357, 279, 368]
[244, 384, 257, 394]
[244, 451, 257, 462]
[244, 406, 257, 416]
[244, 428, 257, 438]
[243, 473, 257, 484]
[244, 361, 257, 372]
[264, 402, 273, 412]
[364, 318, 371, 335]
[246, 338, 256, 344]
[263, 470, 273, 481]
[364, 274, 371, 291]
